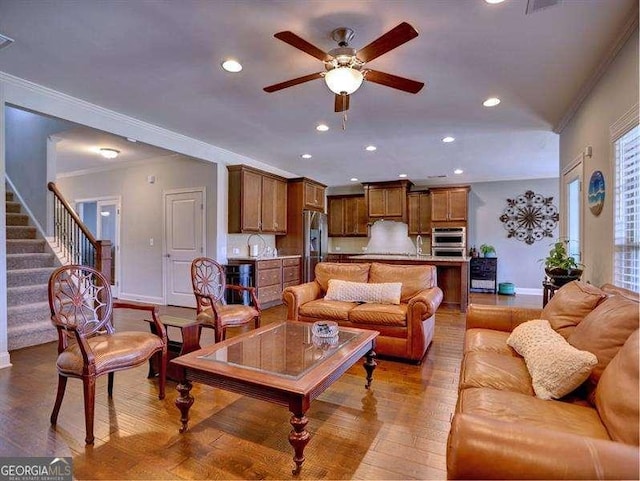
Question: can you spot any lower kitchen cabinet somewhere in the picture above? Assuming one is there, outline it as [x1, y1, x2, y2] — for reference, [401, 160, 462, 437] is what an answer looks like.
[228, 257, 301, 308]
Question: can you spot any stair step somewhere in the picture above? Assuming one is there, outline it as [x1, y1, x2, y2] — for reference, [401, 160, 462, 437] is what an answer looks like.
[6, 213, 29, 226]
[7, 267, 55, 287]
[7, 239, 46, 254]
[7, 284, 49, 307]
[6, 225, 36, 239]
[6, 201, 21, 213]
[6, 191, 14, 202]
[7, 307, 57, 350]
[7, 253, 55, 270]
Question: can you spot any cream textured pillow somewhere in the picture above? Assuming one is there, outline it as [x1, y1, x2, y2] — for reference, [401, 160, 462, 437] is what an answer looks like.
[325, 279, 402, 305]
[507, 319, 597, 400]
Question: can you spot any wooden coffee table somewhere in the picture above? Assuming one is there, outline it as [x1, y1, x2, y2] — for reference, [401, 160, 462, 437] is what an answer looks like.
[170, 321, 378, 475]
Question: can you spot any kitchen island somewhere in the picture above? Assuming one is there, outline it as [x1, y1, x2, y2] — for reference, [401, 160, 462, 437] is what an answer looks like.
[345, 254, 470, 312]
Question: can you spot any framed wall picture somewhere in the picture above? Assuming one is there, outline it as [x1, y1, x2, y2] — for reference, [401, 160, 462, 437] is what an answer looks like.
[588, 170, 605, 216]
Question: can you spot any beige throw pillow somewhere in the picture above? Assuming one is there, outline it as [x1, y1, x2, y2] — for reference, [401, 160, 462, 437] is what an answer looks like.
[507, 319, 597, 400]
[325, 279, 402, 305]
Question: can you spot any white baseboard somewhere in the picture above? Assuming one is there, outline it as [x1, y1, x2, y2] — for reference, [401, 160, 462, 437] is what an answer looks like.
[0, 351, 12, 370]
[117, 292, 164, 305]
[514, 288, 543, 296]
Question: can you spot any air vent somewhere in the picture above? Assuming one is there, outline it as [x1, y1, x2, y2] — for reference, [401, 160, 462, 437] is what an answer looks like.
[0, 33, 14, 51]
[526, 0, 562, 15]
[427, 174, 447, 179]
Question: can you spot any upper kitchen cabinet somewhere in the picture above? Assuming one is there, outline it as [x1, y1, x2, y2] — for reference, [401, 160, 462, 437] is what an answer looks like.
[408, 191, 431, 235]
[430, 186, 470, 226]
[302, 179, 326, 212]
[328, 194, 368, 237]
[227, 165, 287, 234]
[363, 180, 412, 223]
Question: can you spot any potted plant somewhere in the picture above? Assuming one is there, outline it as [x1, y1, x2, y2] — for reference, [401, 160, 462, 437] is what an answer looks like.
[542, 239, 584, 286]
[479, 244, 496, 258]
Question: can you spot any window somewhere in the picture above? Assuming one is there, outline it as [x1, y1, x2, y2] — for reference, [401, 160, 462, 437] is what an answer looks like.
[614, 124, 639, 291]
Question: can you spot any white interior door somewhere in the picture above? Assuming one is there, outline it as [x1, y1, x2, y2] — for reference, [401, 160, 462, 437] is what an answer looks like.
[562, 160, 583, 264]
[164, 189, 205, 307]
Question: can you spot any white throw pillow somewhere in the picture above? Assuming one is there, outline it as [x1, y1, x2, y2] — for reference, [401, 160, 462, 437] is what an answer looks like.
[324, 279, 402, 305]
[507, 319, 597, 400]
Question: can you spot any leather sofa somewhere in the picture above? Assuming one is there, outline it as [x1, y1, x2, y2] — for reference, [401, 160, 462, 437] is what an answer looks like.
[447, 282, 639, 479]
[282, 262, 443, 362]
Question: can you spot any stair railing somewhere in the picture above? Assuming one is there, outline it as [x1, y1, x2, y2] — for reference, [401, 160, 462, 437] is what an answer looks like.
[47, 182, 112, 285]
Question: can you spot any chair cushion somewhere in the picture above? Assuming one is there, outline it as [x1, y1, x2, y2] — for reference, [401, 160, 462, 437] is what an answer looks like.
[459, 351, 533, 395]
[314, 262, 370, 292]
[595, 329, 639, 445]
[325, 279, 402, 304]
[464, 329, 517, 356]
[349, 303, 408, 326]
[369, 263, 436, 302]
[57, 332, 164, 376]
[507, 319, 597, 400]
[458, 387, 612, 440]
[541, 281, 606, 338]
[299, 299, 358, 321]
[198, 305, 259, 327]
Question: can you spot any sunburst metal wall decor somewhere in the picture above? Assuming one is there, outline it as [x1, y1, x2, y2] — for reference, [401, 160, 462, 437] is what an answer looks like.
[499, 190, 559, 245]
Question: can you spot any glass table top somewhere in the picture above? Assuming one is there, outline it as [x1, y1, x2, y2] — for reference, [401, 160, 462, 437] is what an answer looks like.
[199, 322, 358, 379]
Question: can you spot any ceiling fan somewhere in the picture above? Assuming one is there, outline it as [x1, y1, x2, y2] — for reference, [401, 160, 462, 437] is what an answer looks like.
[263, 22, 424, 113]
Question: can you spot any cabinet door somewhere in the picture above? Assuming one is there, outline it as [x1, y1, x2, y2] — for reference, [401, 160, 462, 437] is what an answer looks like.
[313, 184, 326, 210]
[430, 190, 449, 222]
[242, 170, 263, 231]
[448, 189, 468, 221]
[418, 193, 432, 233]
[274, 178, 287, 233]
[260, 176, 277, 232]
[304, 182, 325, 211]
[408, 194, 420, 235]
[368, 188, 387, 217]
[385, 187, 405, 217]
[354, 196, 368, 235]
[328, 197, 345, 237]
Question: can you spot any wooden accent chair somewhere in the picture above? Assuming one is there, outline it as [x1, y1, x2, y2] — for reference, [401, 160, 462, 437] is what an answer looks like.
[48, 265, 167, 444]
[190, 257, 261, 342]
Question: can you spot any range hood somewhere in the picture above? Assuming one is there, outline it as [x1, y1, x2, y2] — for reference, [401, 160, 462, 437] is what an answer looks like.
[365, 220, 415, 255]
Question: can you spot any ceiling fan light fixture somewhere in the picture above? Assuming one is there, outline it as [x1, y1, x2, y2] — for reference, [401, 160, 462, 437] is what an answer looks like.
[99, 148, 120, 159]
[324, 67, 364, 95]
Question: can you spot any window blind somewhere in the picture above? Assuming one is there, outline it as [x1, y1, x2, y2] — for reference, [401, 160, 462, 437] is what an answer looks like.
[614, 124, 639, 292]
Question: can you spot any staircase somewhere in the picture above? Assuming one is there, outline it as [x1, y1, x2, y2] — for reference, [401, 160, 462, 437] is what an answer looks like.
[5, 190, 58, 350]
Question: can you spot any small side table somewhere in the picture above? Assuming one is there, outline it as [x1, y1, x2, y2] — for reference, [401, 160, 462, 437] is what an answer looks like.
[147, 316, 202, 381]
[542, 281, 560, 307]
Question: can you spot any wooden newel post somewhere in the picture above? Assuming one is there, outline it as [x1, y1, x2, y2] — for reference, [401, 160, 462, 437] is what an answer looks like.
[96, 240, 112, 287]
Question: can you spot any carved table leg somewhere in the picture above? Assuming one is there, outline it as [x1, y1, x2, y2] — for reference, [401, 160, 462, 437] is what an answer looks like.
[363, 349, 377, 389]
[175, 380, 194, 433]
[289, 411, 310, 475]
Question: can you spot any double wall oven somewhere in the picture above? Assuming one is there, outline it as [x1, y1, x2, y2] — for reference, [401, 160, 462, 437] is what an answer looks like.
[431, 227, 466, 257]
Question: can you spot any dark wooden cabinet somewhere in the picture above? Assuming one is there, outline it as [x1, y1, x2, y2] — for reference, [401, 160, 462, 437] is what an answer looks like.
[408, 191, 431, 235]
[470, 257, 497, 293]
[228, 165, 287, 234]
[363, 180, 412, 223]
[430, 186, 470, 226]
[303, 181, 325, 211]
[328, 194, 367, 237]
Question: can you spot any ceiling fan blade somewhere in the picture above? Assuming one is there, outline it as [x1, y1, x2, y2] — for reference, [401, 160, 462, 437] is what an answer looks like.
[365, 69, 424, 94]
[334, 94, 350, 112]
[274, 31, 333, 62]
[263, 72, 324, 92]
[357, 22, 419, 63]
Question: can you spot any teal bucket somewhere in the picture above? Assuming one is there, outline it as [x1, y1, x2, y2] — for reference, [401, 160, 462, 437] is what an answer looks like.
[498, 282, 515, 295]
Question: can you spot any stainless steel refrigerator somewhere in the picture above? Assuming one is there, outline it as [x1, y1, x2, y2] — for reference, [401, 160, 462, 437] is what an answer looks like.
[302, 210, 328, 283]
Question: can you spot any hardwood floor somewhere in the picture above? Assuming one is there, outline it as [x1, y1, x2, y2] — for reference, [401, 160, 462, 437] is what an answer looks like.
[0, 292, 541, 479]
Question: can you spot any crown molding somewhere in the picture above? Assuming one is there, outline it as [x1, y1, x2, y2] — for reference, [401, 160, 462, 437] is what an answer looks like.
[55, 153, 181, 179]
[554, 5, 639, 134]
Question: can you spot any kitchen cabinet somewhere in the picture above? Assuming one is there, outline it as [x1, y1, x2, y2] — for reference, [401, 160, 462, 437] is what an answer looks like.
[303, 181, 326, 211]
[227, 165, 287, 234]
[363, 180, 412, 222]
[328, 194, 368, 237]
[430, 186, 470, 226]
[408, 191, 431, 235]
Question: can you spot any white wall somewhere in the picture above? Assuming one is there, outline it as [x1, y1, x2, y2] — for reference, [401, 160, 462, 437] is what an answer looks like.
[56, 155, 217, 303]
[559, 29, 639, 287]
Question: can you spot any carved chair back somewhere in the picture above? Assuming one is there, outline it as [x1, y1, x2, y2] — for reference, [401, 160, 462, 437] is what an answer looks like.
[191, 257, 227, 315]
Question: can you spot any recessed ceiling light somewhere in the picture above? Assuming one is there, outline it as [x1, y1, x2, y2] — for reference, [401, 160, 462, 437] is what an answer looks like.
[126, 137, 137, 143]
[485, 0, 505, 4]
[316, 124, 329, 132]
[300, 154, 312, 159]
[483, 97, 501, 107]
[454, 169, 464, 175]
[221, 59, 242, 73]
[350, 177, 359, 182]
[442, 136, 455, 143]
[99, 148, 120, 159]
[398, 174, 408, 178]
[365, 145, 377, 151]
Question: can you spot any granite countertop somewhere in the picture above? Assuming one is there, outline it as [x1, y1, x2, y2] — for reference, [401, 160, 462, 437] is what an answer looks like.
[227, 255, 301, 261]
[347, 254, 470, 262]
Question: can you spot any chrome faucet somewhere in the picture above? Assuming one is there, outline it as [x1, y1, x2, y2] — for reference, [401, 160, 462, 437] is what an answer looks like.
[416, 235, 423, 256]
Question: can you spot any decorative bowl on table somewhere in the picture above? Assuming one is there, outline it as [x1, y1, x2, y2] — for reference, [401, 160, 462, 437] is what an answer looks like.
[312, 321, 339, 338]
[312, 334, 340, 350]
